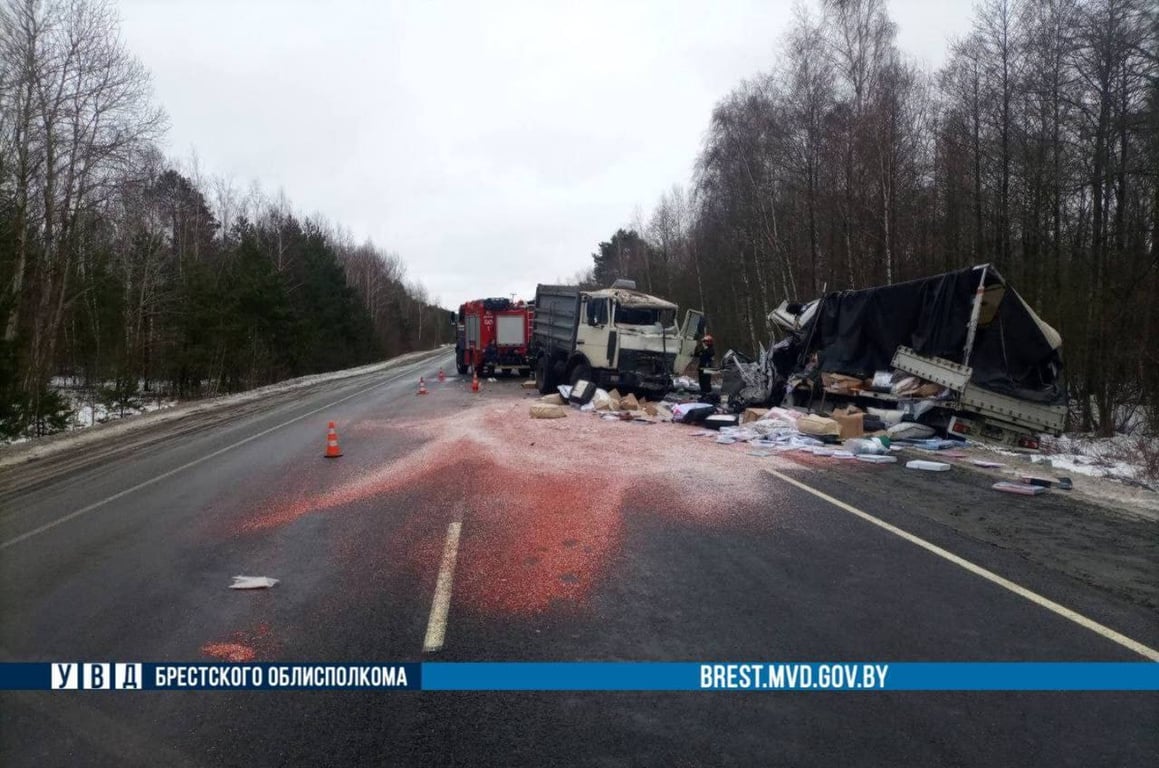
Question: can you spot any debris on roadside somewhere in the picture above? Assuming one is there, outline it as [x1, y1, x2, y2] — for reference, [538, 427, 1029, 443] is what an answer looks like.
[905, 460, 951, 472]
[857, 454, 897, 464]
[530, 403, 568, 419]
[230, 576, 279, 590]
[521, 380, 538, 389]
[993, 481, 1046, 496]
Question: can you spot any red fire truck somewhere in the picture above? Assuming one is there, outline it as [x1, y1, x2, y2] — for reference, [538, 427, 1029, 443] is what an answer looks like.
[455, 298, 534, 377]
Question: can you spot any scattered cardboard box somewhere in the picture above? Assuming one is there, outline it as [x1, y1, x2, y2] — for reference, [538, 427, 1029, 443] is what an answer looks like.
[741, 408, 770, 424]
[530, 403, 568, 419]
[829, 405, 864, 439]
[798, 414, 841, 438]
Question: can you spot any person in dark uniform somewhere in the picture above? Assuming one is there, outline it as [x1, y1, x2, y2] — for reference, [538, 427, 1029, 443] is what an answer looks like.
[696, 334, 715, 394]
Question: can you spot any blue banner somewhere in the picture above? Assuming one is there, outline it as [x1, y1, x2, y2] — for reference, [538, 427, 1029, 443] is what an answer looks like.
[1, 662, 1155, 691]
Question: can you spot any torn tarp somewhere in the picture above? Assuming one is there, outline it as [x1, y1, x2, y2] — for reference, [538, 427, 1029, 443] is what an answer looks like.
[799, 265, 1064, 404]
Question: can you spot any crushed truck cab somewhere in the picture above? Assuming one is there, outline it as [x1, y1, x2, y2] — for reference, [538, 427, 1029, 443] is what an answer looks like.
[531, 280, 703, 397]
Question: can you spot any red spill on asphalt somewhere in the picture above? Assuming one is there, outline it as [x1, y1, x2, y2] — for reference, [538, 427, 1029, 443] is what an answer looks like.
[201, 623, 277, 661]
[239, 401, 801, 615]
[201, 642, 255, 662]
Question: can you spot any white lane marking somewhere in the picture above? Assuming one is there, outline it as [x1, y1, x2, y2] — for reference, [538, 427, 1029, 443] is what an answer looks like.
[764, 468, 1159, 662]
[423, 521, 463, 653]
[0, 356, 446, 551]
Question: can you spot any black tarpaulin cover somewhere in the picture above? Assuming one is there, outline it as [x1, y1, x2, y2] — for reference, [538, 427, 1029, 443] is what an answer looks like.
[800, 265, 1065, 404]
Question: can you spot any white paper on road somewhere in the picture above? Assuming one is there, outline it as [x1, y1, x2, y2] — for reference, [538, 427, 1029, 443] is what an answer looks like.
[229, 576, 279, 589]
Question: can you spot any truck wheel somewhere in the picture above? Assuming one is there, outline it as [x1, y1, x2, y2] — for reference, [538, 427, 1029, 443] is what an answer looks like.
[535, 358, 556, 395]
[569, 363, 592, 387]
[456, 352, 468, 376]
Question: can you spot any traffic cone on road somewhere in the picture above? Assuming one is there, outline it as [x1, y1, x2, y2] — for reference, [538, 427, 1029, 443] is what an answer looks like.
[471, 372, 480, 393]
[417, 376, 428, 395]
[437, 369, 446, 383]
[324, 421, 342, 458]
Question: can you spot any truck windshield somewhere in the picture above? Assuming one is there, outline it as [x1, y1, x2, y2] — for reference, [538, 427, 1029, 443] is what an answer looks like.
[615, 305, 676, 327]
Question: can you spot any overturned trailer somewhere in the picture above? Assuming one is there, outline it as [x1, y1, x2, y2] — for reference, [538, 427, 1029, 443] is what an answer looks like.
[746, 265, 1066, 447]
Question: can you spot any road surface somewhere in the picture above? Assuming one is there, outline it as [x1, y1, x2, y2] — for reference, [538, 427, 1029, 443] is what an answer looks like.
[1, 349, 1155, 767]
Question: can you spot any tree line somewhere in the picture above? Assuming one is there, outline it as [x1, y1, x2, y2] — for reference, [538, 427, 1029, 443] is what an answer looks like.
[586, 0, 1156, 436]
[0, 0, 450, 437]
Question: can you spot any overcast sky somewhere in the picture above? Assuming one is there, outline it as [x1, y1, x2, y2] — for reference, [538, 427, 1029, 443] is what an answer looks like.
[119, 0, 974, 308]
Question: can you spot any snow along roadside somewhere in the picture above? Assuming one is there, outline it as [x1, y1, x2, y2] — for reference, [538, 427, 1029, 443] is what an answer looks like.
[0, 346, 451, 470]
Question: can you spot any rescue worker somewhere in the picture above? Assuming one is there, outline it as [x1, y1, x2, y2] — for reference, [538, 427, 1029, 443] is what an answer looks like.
[696, 334, 715, 395]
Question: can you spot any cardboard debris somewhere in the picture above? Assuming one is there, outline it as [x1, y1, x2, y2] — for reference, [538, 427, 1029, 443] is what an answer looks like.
[521, 380, 538, 389]
[643, 402, 659, 417]
[530, 403, 568, 419]
[539, 393, 565, 405]
[993, 481, 1045, 496]
[741, 408, 770, 424]
[230, 576, 279, 590]
[905, 460, 951, 472]
[830, 406, 864, 439]
[620, 393, 640, 411]
[822, 373, 863, 393]
[798, 413, 841, 438]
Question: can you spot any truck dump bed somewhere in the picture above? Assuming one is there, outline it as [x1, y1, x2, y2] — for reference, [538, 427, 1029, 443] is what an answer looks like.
[533, 285, 580, 350]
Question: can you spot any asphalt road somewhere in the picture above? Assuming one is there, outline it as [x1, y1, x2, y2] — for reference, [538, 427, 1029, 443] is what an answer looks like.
[1, 351, 1156, 767]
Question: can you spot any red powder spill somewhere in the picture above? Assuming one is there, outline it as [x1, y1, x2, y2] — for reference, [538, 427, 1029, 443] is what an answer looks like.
[237, 396, 813, 617]
[201, 623, 278, 661]
[201, 642, 255, 662]
[379, 450, 628, 616]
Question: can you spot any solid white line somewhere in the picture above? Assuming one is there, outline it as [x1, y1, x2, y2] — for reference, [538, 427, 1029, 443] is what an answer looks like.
[0, 357, 441, 551]
[764, 468, 1159, 662]
[423, 521, 463, 653]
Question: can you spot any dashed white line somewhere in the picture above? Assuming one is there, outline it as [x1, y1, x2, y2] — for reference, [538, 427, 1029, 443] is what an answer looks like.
[423, 521, 463, 653]
[764, 467, 1159, 662]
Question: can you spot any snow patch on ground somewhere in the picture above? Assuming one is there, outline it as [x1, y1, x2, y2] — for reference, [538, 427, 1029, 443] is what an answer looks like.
[1041, 433, 1157, 489]
[66, 393, 179, 430]
[0, 348, 446, 465]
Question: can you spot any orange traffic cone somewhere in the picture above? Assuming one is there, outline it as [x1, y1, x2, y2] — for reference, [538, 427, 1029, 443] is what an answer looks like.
[471, 372, 480, 393]
[324, 421, 342, 458]
[417, 376, 428, 395]
[437, 369, 446, 383]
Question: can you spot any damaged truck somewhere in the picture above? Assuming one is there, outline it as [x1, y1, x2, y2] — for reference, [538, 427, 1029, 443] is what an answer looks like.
[726, 264, 1066, 448]
[531, 280, 704, 398]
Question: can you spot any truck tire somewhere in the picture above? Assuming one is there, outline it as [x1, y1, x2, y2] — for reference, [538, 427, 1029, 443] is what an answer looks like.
[535, 358, 556, 395]
[569, 362, 592, 388]
[456, 351, 468, 376]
